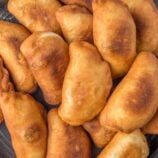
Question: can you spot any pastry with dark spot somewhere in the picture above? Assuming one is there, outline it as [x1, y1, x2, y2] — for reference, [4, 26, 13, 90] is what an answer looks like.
[93, 0, 136, 78]
[0, 92, 47, 158]
[122, 0, 158, 56]
[100, 52, 158, 133]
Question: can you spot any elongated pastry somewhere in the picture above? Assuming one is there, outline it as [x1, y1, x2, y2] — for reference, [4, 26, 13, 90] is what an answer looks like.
[93, 0, 136, 78]
[56, 5, 93, 43]
[0, 92, 47, 158]
[97, 130, 149, 158]
[46, 109, 91, 158]
[122, 0, 158, 55]
[8, 0, 62, 34]
[0, 20, 36, 93]
[100, 52, 158, 133]
[83, 117, 116, 148]
[59, 41, 112, 125]
[143, 110, 158, 134]
[59, 0, 92, 11]
[0, 57, 13, 123]
[21, 32, 69, 105]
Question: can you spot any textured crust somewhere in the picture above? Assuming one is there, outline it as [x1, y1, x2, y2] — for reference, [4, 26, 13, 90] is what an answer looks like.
[56, 5, 93, 43]
[8, 0, 62, 34]
[46, 109, 91, 158]
[0, 20, 37, 93]
[122, 0, 158, 55]
[0, 92, 47, 158]
[59, 0, 92, 11]
[100, 52, 158, 133]
[83, 117, 116, 148]
[97, 130, 149, 158]
[59, 41, 112, 125]
[93, 0, 136, 78]
[0, 57, 13, 123]
[21, 32, 69, 105]
[143, 110, 158, 134]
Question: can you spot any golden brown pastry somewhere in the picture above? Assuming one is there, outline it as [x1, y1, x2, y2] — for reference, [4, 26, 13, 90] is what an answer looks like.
[0, 57, 13, 123]
[46, 109, 91, 158]
[83, 117, 116, 148]
[142, 110, 158, 134]
[59, 41, 112, 126]
[56, 5, 93, 43]
[122, 0, 158, 55]
[59, 0, 92, 11]
[0, 92, 47, 158]
[100, 52, 158, 133]
[8, 0, 62, 34]
[0, 20, 36, 93]
[97, 130, 149, 158]
[21, 32, 69, 105]
[93, 0, 136, 78]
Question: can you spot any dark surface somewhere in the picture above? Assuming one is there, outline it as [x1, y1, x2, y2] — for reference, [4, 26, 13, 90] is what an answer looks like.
[0, 0, 158, 157]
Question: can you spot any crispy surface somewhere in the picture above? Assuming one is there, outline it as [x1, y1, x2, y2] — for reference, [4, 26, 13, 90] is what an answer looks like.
[21, 32, 69, 105]
[83, 117, 116, 148]
[97, 130, 149, 158]
[143, 110, 158, 134]
[100, 52, 158, 133]
[56, 5, 93, 43]
[0, 57, 13, 123]
[122, 0, 158, 55]
[8, 0, 62, 34]
[0, 20, 37, 93]
[0, 92, 47, 158]
[46, 109, 91, 158]
[59, 41, 112, 125]
[59, 0, 92, 11]
[93, 0, 136, 78]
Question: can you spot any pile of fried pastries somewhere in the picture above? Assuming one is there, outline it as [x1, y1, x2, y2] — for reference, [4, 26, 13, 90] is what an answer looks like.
[0, 0, 158, 157]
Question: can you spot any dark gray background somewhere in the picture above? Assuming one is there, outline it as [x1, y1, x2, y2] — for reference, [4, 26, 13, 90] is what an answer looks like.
[0, 0, 158, 157]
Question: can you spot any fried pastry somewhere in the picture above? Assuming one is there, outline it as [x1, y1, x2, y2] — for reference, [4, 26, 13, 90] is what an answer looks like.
[97, 130, 149, 158]
[21, 32, 69, 105]
[8, 0, 62, 34]
[46, 109, 91, 158]
[59, 41, 112, 125]
[0, 92, 47, 158]
[83, 117, 116, 148]
[93, 0, 136, 78]
[56, 5, 93, 43]
[122, 0, 158, 55]
[0, 20, 36, 93]
[100, 52, 158, 133]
